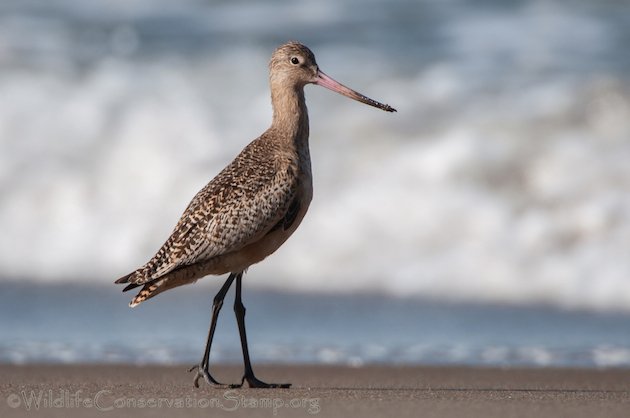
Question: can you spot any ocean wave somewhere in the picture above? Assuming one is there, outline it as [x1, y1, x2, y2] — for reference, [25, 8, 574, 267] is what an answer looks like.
[1, 0, 630, 312]
[4, 340, 630, 368]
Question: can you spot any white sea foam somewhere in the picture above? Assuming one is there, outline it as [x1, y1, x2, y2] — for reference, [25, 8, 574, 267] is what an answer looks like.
[1, 0, 629, 312]
[4, 340, 630, 368]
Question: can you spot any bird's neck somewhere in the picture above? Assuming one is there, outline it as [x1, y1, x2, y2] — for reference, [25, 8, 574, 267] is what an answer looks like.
[270, 84, 310, 148]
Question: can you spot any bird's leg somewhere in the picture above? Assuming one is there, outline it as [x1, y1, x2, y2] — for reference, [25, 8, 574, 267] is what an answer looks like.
[230, 272, 291, 389]
[190, 273, 236, 388]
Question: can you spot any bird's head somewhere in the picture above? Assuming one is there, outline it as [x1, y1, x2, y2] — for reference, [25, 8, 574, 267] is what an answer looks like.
[269, 41, 396, 113]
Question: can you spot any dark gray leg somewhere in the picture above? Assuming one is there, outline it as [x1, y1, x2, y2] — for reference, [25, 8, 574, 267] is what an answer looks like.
[230, 272, 291, 389]
[190, 273, 236, 388]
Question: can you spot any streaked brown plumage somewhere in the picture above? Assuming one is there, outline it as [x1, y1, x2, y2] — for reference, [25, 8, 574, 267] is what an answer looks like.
[115, 41, 395, 388]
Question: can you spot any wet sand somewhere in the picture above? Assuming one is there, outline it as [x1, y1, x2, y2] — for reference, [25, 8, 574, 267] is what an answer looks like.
[1, 364, 629, 417]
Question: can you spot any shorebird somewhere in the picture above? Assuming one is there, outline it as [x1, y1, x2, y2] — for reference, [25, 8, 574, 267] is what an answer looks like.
[116, 41, 395, 388]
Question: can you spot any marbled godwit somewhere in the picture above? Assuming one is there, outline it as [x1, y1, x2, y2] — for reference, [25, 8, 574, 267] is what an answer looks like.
[116, 41, 396, 388]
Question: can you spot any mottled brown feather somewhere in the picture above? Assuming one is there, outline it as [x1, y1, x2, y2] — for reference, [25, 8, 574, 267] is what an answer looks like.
[120, 135, 300, 286]
[116, 42, 318, 306]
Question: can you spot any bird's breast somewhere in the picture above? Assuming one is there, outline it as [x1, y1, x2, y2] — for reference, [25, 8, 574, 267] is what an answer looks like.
[210, 151, 313, 275]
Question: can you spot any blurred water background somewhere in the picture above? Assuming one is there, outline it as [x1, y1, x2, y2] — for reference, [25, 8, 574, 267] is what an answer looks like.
[1, 0, 630, 367]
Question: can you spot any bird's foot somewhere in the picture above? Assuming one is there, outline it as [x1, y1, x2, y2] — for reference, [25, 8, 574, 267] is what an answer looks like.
[230, 374, 291, 389]
[189, 364, 226, 388]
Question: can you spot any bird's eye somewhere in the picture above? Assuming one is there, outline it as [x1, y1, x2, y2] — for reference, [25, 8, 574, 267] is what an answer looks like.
[290, 56, 300, 65]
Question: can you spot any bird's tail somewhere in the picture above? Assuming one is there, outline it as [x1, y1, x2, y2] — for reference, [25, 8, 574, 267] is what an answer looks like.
[115, 268, 163, 307]
[115, 268, 199, 307]
[128, 280, 166, 307]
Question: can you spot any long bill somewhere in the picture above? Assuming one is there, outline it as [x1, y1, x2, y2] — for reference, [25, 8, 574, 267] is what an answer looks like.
[314, 70, 397, 113]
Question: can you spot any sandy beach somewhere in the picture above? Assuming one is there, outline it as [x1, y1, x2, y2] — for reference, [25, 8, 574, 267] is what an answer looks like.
[1, 364, 628, 417]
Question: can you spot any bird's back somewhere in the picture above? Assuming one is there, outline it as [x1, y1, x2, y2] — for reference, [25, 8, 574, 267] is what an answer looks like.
[116, 130, 311, 306]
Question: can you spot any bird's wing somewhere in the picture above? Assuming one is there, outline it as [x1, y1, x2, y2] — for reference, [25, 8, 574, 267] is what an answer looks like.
[120, 143, 296, 286]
